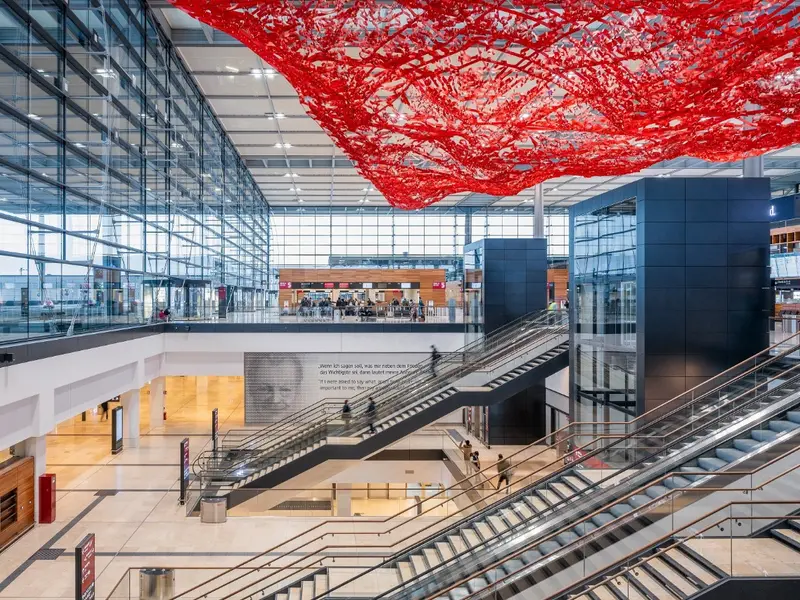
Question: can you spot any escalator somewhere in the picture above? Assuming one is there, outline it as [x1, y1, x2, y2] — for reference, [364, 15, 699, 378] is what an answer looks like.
[253, 335, 800, 600]
[189, 310, 569, 510]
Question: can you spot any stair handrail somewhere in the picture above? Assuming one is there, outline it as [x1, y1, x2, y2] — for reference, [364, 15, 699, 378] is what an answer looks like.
[566, 506, 800, 600]
[219, 309, 559, 449]
[373, 381, 800, 600]
[309, 357, 800, 600]
[196, 316, 570, 478]
[174, 331, 800, 600]
[178, 341, 800, 600]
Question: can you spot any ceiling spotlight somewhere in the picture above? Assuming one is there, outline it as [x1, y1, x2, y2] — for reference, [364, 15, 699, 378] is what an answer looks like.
[289, 186, 302, 192]
[27, 113, 41, 121]
[224, 65, 239, 73]
[250, 67, 276, 79]
[362, 187, 373, 192]
[266, 112, 286, 120]
[297, 198, 305, 203]
[283, 172, 299, 178]
[274, 142, 292, 149]
[549, 187, 560, 194]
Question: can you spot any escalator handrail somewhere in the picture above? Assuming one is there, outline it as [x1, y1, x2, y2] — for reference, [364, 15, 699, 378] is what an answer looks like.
[220, 310, 556, 449]
[221, 356, 800, 600]
[569, 506, 800, 600]
[383, 375, 800, 600]
[197, 320, 570, 477]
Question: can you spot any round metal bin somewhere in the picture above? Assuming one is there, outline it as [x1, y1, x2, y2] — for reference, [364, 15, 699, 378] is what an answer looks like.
[139, 568, 175, 600]
[200, 497, 227, 523]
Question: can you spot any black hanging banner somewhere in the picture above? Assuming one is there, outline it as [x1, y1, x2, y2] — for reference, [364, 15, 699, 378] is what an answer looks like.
[212, 408, 219, 454]
[75, 533, 95, 600]
[179, 438, 190, 505]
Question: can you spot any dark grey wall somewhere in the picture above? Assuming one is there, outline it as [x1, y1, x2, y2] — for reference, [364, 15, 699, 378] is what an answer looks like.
[464, 237, 549, 445]
[637, 177, 770, 413]
[569, 177, 770, 416]
[467, 237, 548, 334]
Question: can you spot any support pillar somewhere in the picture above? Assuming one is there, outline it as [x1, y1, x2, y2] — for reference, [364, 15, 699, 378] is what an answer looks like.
[149, 377, 165, 430]
[743, 155, 764, 178]
[121, 389, 141, 448]
[335, 483, 352, 517]
[533, 184, 545, 239]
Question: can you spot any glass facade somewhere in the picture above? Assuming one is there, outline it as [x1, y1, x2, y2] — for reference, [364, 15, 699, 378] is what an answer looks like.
[0, 0, 270, 343]
[269, 207, 569, 274]
[571, 198, 637, 419]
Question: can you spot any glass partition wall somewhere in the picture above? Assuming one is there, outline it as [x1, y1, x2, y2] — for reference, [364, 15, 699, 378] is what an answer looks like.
[0, 0, 270, 343]
[571, 197, 637, 421]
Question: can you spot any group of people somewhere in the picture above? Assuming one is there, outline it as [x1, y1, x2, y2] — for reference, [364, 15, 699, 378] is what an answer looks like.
[341, 396, 378, 434]
[459, 439, 513, 492]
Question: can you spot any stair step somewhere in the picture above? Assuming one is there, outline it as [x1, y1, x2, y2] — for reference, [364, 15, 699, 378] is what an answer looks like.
[647, 557, 699, 596]
[627, 565, 679, 600]
[511, 501, 534, 519]
[300, 580, 314, 600]
[462, 528, 482, 547]
[665, 549, 719, 586]
[288, 587, 301, 600]
[436, 541, 455, 561]
[473, 521, 495, 541]
[397, 562, 414, 582]
[423, 548, 441, 568]
[500, 508, 522, 526]
[313, 573, 328, 596]
[487, 515, 509, 534]
[524, 494, 548, 513]
[448, 535, 468, 554]
[410, 554, 428, 575]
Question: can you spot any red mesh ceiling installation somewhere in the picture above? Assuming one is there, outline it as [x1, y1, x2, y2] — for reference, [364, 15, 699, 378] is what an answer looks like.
[171, 0, 800, 208]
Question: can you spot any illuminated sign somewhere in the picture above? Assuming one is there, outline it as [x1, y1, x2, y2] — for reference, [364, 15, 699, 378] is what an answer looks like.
[75, 534, 95, 600]
[278, 281, 292, 289]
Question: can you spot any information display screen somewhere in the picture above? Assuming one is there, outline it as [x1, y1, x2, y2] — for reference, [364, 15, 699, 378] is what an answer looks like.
[75, 534, 95, 600]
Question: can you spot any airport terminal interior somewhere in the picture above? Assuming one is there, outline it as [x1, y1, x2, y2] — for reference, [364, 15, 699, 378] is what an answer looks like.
[5, 1, 800, 600]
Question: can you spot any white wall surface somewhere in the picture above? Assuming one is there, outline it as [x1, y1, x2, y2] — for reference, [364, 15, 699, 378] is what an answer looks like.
[0, 331, 467, 451]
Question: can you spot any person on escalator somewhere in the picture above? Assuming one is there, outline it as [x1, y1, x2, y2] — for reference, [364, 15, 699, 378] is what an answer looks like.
[430, 345, 441, 376]
[365, 397, 377, 434]
[342, 399, 352, 423]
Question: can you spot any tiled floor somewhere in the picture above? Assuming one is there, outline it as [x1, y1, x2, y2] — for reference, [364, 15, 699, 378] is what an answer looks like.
[1, 377, 542, 600]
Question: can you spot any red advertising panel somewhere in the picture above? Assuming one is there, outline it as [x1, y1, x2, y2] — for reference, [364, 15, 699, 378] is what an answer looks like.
[323, 282, 335, 289]
[339, 282, 349, 289]
[75, 533, 95, 600]
[278, 281, 292, 289]
[432, 282, 446, 289]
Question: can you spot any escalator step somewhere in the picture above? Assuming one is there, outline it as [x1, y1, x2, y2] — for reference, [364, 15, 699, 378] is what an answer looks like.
[645, 485, 669, 499]
[697, 457, 727, 471]
[592, 513, 616, 527]
[521, 550, 543, 564]
[573, 522, 597, 536]
[502, 558, 526, 576]
[787, 411, 800, 424]
[733, 438, 763, 453]
[449, 587, 470, 600]
[679, 467, 705, 481]
[538, 540, 562, 555]
[556, 531, 579, 546]
[466, 577, 489, 594]
[664, 475, 692, 489]
[715, 448, 745, 463]
[751, 429, 779, 442]
[769, 420, 800, 433]
[628, 495, 651, 508]
[609, 503, 633, 518]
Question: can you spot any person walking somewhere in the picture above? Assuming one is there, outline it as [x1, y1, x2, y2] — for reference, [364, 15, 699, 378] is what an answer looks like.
[365, 397, 377, 434]
[430, 345, 441, 377]
[496, 453, 512, 493]
[459, 439, 472, 470]
[342, 399, 352, 424]
[470, 450, 482, 489]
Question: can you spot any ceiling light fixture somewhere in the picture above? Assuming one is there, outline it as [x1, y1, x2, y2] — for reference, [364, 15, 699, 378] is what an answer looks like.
[27, 113, 41, 121]
[289, 186, 302, 192]
[250, 67, 276, 79]
[93, 67, 116, 78]
[274, 142, 292, 149]
[224, 65, 239, 73]
[266, 112, 286, 120]
[298, 198, 305, 203]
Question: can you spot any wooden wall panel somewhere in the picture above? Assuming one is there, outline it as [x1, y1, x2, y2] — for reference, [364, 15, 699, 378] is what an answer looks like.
[0, 457, 34, 551]
[548, 268, 569, 301]
[278, 269, 447, 306]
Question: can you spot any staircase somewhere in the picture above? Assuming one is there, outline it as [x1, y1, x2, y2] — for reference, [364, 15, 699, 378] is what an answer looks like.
[257, 338, 800, 600]
[189, 310, 569, 510]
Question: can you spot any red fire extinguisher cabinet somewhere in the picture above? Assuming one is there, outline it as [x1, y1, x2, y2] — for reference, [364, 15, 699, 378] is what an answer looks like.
[39, 473, 56, 524]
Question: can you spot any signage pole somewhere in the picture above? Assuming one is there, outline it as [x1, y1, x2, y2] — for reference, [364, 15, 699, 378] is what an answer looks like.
[211, 408, 219, 454]
[75, 533, 96, 600]
[179, 438, 190, 505]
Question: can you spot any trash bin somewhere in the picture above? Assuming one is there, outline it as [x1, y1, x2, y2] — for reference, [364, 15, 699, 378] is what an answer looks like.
[200, 497, 227, 523]
[139, 568, 175, 600]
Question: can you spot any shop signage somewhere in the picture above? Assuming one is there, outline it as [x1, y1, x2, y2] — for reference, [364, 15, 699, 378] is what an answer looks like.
[179, 438, 190, 505]
[774, 278, 800, 289]
[432, 282, 446, 289]
[75, 534, 95, 600]
[285, 282, 421, 290]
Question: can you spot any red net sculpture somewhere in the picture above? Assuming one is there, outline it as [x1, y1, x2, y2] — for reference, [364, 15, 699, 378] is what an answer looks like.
[171, 0, 800, 208]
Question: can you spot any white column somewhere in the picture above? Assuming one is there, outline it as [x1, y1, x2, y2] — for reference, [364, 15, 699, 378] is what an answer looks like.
[149, 377, 165, 430]
[743, 155, 764, 177]
[533, 183, 545, 239]
[121, 389, 141, 449]
[336, 483, 352, 517]
[13, 436, 46, 521]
